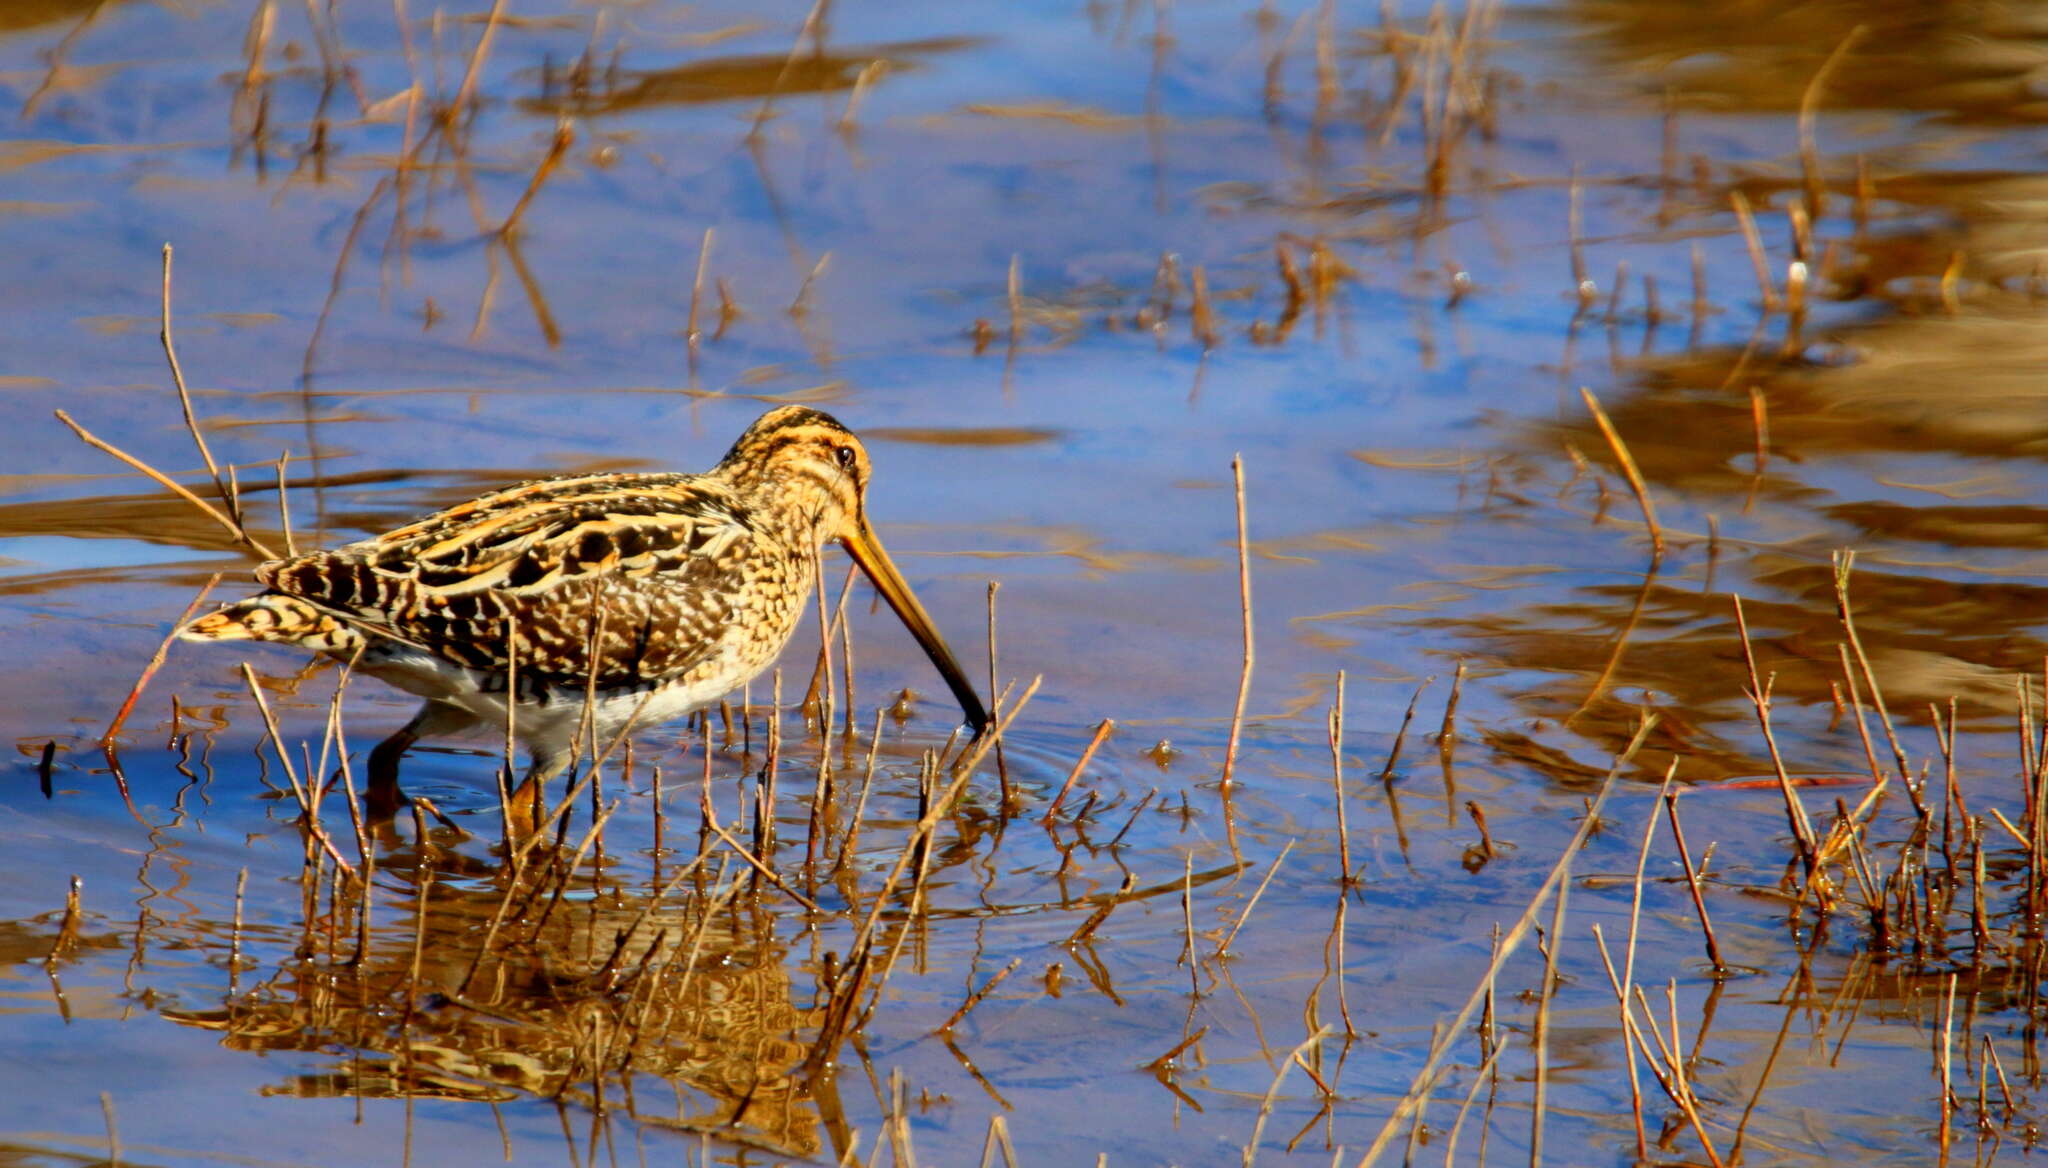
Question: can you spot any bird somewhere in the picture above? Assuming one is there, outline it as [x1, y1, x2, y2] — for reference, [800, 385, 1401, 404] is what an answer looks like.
[179, 406, 990, 829]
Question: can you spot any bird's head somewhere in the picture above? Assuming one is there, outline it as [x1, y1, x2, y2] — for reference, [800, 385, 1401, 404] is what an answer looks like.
[719, 406, 990, 735]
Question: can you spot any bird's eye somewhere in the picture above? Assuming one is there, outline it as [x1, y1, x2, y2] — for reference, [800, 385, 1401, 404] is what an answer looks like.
[834, 445, 857, 469]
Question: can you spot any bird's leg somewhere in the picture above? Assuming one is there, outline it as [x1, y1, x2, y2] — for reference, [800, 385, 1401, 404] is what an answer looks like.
[504, 743, 576, 844]
[365, 701, 476, 820]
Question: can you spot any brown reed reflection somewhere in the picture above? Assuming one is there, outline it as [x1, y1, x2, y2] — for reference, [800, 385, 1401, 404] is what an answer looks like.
[164, 853, 828, 1157]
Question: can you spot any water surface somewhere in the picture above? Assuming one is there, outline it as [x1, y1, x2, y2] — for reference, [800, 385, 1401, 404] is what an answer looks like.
[5, 0, 2048, 1163]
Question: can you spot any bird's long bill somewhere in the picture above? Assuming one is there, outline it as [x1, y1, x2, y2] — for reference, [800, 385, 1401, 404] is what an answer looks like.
[841, 524, 991, 735]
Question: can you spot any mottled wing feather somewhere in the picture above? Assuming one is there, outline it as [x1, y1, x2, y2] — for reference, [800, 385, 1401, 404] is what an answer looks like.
[257, 473, 755, 687]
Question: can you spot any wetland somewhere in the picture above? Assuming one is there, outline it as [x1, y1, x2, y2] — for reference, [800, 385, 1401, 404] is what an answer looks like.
[6, 0, 2048, 1164]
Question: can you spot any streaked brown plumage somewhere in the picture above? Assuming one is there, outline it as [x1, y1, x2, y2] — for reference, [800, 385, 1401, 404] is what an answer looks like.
[181, 406, 989, 825]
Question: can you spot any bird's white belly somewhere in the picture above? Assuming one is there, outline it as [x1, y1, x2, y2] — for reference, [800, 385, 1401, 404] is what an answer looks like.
[360, 646, 744, 752]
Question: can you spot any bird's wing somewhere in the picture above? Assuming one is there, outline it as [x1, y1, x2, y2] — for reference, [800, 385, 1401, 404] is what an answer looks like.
[255, 473, 761, 687]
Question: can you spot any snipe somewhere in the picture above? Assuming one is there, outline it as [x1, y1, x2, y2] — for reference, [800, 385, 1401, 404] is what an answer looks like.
[181, 406, 989, 824]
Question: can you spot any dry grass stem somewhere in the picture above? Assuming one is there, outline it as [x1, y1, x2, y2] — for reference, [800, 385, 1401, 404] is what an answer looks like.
[837, 59, 882, 133]
[103, 575, 223, 750]
[1191, 265, 1219, 349]
[1530, 839, 1572, 1165]
[1354, 716, 1658, 1168]
[1567, 169, 1592, 304]
[43, 876, 82, 971]
[1626, 982, 1727, 1168]
[1245, 1025, 1332, 1168]
[1007, 253, 1023, 347]
[99, 1093, 120, 1167]
[977, 1114, 1020, 1168]
[937, 957, 1022, 1035]
[498, 116, 572, 236]
[1939, 971, 1958, 1158]
[55, 412, 277, 559]
[686, 226, 713, 367]
[450, 0, 508, 118]
[1216, 839, 1292, 961]
[1797, 24, 1868, 222]
[1664, 791, 1727, 972]
[1045, 718, 1113, 823]
[238, 664, 355, 877]
[1465, 800, 1495, 862]
[1832, 551, 1910, 784]
[159, 244, 236, 521]
[986, 580, 1009, 805]
[1375, 676, 1432, 788]
[1328, 671, 1351, 884]
[273, 451, 296, 556]
[1730, 190, 1778, 311]
[747, 0, 827, 138]
[1145, 1025, 1208, 1074]
[1578, 388, 1664, 557]
[1731, 595, 1819, 868]
[1222, 455, 1255, 788]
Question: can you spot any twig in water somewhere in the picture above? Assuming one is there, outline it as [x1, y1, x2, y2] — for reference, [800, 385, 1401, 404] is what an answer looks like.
[1007, 253, 1023, 348]
[1938, 971, 1957, 1158]
[1465, 800, 1496, 863]
[1749, 385, 1770, 473]
[100, 1092, 121, 1168]
[1145, 1026, 1208, 1074]
[936, 958, 1022, 1035]
[686, 227, 713, 372]
[1436, 661, 1465, 745]
[1797, 25, 1868, 223]
[449, 0, 508, 119]
[977, 1113, 1020, 1168]
[837, 60, 882, 134]
[1619, 760, 1678, 1160]
[42, 876, 82, 971]
[159, 244, 235, 522]
[1353, 717, 1660, 1168]
[1044, 718, 1113, 823]
[1730, 190, 1779, 311]
[705, 818, 819, 913]
[1731, 595, 1819, 870]
[987, 580, 1010, 808]
[55, 412, 275, 559]
[1833, 550, 1910, 783]
[1329, 671, 1351, 884]
[745, 0, 827, 139]
[274, 451, 296, 556]
[1567, 168, 1594, 305]
[103, 574, 223, 751]
[1579, 387, 1664, 557]
[1376, 676, 1433, 787]
[1179, 852, 1200, 997]
[497, 115, 571, 236]
[1222, 455, 1255, 788]
[1690, 242, 1709, 333]
[1245, 1026, 1333, 1168]
[1665, 789, 1728, 972]
[1629, 981, 1727, 1168]
[1530, 836, 1572, 1166]
[1216, 840, 1294, 961]
[238, 664, 355, 876]
[1191, 265, 1220, 349]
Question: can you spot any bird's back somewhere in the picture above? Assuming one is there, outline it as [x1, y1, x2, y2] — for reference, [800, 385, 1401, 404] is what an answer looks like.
[182, 471, 792, 692]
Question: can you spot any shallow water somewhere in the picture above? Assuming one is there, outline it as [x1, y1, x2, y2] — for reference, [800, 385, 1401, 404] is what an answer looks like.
[7, 0, 2048, 1163]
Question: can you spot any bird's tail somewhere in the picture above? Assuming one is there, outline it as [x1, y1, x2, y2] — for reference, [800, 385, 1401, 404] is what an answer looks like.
[179, 594, 364, 653]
